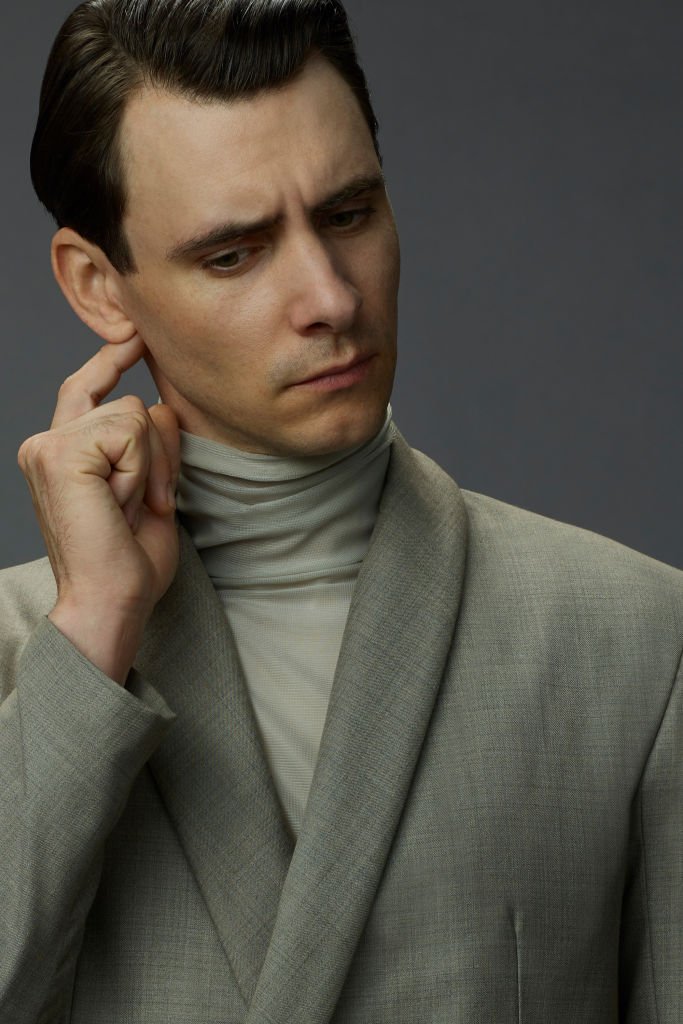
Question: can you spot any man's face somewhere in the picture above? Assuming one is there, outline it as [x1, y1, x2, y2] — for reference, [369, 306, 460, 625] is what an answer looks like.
[114, 55, 400, 455]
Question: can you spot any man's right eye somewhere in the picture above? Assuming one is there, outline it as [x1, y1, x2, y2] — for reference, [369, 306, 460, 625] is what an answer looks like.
[203, 248, 253, 272]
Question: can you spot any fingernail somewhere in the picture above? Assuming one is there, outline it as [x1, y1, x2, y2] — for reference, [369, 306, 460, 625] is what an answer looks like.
[167, 483, 176, 510]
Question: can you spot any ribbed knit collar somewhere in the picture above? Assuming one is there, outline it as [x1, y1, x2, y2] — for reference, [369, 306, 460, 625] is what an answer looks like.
[177, 407, 395, 588]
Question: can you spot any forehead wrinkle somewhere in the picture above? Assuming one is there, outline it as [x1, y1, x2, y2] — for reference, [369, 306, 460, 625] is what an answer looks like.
[164, 170, 386, 263]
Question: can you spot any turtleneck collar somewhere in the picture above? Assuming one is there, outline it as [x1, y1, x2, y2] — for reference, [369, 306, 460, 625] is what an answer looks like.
[177, 406, 396, 589]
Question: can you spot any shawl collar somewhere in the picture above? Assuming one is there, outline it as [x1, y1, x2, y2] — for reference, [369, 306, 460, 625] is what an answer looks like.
[244, 430, 468, 1022]
[134, 528, 294, 1008]
[135, 429, 468, 1022]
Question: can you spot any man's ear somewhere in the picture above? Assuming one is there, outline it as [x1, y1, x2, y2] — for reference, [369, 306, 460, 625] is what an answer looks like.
[50, 227, 138, 344]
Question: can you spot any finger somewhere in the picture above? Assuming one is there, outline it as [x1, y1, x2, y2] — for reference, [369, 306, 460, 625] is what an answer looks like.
[141, 409, 175, 516]
[121, 490, 147, 531]
[148, 402, 181, 491]
[107, 406, 174, 519]
[52, 335, 146, 429]
[103, 408, 152, 512]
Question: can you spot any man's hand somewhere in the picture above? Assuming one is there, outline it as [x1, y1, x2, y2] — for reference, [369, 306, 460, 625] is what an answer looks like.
[17, 336, 180, 685]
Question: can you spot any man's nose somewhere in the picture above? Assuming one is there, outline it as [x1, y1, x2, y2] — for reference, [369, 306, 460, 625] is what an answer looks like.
[286, 235, 362, 337]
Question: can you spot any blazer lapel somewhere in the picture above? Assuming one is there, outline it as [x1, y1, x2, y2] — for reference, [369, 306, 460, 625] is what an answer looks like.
[246, 430, 469, 1024]
[134, 529, 295, 1007]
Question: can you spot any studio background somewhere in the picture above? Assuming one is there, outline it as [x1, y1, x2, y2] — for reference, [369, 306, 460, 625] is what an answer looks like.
[1, 0, 681, 569]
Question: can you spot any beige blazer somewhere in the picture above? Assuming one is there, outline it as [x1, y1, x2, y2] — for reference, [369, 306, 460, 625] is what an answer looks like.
[1, 430, 682, 1023]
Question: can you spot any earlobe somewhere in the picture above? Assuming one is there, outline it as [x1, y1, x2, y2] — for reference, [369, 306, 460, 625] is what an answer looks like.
[50, 227, 138, 344]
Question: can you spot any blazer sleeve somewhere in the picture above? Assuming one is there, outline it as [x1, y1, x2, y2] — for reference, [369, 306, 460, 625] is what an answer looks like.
[0, 618, 175, 1024]
[619, 645, 683, 1023]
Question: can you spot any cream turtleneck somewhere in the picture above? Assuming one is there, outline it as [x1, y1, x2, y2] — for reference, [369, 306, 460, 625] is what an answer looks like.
[177, 407, 395, 838]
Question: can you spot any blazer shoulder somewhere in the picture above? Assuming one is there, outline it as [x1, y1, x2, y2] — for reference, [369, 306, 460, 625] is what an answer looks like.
[460, 487, 683, 630]
[0, 557, 57, 701]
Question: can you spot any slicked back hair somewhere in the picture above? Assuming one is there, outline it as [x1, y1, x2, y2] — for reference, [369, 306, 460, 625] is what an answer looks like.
[30, 0, 381, 274]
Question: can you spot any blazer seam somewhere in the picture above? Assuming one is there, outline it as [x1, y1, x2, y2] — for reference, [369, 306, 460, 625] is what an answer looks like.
[509, 907, 522, 1024]
[638, 791, 660, 1024]
[637, 641, 683, 1024]
[632, 640, 683, 795]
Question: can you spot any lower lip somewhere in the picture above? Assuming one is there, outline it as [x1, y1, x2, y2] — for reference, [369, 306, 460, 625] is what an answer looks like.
[293, 355, 375, 392]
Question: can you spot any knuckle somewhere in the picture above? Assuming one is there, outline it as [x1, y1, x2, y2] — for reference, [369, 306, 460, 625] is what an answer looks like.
[18, 433, 39, 464]
[58, 373, 103, 407]
[128, 409, 150, 435]
[17, 438, 31, 471]
[17, 432, 50, 474]
[119, 394, 147, 414]
[57, 374, 76, 398]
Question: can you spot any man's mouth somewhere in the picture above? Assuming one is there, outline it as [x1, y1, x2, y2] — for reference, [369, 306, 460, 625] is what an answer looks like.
[293, 353, 375, 387]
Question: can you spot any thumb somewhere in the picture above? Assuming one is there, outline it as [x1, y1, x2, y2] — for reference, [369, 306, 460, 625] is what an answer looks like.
[148, 402, 181, 487]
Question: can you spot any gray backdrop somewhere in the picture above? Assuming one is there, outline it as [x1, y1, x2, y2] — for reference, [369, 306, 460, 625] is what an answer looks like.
[2, 1, 681, 569]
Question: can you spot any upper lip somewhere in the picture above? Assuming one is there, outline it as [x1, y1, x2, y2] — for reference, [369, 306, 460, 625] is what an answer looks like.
[295, 353, 373, 384]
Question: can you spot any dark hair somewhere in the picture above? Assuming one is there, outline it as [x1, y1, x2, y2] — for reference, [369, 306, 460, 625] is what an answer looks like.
[30, 0, 381, 274]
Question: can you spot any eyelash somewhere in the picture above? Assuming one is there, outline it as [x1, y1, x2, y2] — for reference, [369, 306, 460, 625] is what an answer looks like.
[202, 206, 376, 274]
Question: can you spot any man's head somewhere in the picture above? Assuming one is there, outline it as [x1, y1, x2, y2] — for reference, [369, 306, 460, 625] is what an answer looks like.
[32, 0, 400, 455]
[31, 0, 382, 275]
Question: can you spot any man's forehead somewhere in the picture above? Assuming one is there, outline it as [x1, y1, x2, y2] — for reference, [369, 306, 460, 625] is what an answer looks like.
[119, 61, 379, 245]
[119, 54, 370, 178]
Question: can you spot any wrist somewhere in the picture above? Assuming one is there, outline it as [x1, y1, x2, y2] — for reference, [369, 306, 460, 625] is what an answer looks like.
[48, 598, 150, 686]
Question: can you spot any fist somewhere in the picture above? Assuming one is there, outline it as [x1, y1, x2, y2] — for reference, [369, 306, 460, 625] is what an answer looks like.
[18, 335, 181, 683]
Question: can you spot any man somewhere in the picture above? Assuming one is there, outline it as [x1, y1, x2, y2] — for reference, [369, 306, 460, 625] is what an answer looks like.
[1, 0, 681, 1021]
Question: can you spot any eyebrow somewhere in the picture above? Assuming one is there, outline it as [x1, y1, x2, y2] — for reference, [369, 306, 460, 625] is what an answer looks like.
[165, 172, 386, 263]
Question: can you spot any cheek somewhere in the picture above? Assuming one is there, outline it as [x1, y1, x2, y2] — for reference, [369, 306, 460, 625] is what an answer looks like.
[363, 230, 400, 306]
[152, 308, 277, 402]
[125, 284, 232, 371]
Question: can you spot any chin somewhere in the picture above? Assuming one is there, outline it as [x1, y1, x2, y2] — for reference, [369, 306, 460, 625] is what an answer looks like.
[289, 400, 389, 457]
